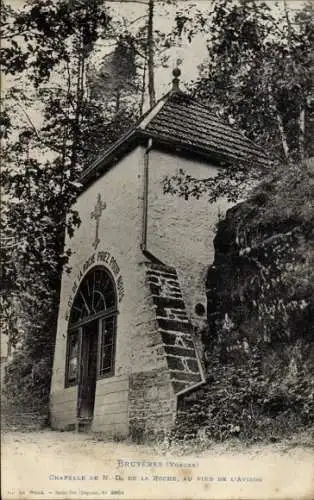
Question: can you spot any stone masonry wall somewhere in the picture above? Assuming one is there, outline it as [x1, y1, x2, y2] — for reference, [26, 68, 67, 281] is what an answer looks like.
[127, 261, 205, 438]
[128, 368, 176, 439]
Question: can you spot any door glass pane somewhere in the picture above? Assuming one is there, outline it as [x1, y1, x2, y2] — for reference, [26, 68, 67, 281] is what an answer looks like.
[99, 317, 115, 375]
[68, 331, 79, 383]
[101, 345, 113, 372]
[102, 316, 114, 345]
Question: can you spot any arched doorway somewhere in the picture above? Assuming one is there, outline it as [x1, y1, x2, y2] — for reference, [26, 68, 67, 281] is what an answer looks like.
[65, 266, 117, 424]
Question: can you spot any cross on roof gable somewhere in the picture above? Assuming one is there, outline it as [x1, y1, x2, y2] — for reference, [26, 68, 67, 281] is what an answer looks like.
[81, 89, 269, 188]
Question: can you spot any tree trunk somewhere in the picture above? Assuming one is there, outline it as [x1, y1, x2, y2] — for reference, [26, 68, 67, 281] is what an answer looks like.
[147, 0, 155, 108]
[298, 107, 305, 163]
[140, 58, 147, 115]
[276, 111, 290, 162]
[283, 0, 305, 163]
[71, 46, 83, 169]
[71, 30, 87, 171]
[267, 83, 290, 162]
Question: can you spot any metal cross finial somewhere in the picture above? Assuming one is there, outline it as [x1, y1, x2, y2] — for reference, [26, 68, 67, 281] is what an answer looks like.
[90, 193, 106, 250]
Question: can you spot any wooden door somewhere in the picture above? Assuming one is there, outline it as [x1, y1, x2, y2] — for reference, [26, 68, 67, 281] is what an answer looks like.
[77, 319, 98, 420]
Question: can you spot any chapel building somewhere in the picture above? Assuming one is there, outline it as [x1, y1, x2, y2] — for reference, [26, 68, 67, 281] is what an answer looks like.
[50, 71, 266, 437]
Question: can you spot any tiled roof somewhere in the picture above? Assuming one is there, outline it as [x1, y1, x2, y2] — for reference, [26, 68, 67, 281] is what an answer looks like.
[81, 90, 269, 186]
[143, 92, 268, 165]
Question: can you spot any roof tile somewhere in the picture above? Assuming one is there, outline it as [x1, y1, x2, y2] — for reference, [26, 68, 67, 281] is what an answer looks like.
[81, 91, 269, 186]
[144, 93, 267, 165]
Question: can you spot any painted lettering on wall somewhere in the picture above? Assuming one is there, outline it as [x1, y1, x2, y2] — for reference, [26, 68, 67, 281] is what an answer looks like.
[65, 251, 125, 321]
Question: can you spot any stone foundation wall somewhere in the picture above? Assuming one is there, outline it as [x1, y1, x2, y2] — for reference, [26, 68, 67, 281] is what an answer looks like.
[128, 368, 176, 439]
[92, 375, 129, 436]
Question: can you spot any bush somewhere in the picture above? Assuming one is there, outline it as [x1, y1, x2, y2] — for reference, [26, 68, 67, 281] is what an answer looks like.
[174, 342, 314, 443]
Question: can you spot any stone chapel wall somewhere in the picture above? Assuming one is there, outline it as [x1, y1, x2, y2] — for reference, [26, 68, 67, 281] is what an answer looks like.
[50, 145, 177, 434]
[147, 149, 230, 329]
[50, 143, 228, 435]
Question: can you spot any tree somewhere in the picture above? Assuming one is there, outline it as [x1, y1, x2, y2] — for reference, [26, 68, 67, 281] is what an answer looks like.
[1, 0, 113, 412]
[102, 0, 178, 110]
[1, 0, 178, 414]
[174, 0, 314, 164]
[163, 0, 313, 205]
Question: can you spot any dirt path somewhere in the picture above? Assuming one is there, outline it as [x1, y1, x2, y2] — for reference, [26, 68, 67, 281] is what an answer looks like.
[2, 430, 314, 500]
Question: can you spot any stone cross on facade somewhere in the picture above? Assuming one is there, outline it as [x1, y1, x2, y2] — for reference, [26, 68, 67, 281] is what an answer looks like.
[90, 193, 106, 250]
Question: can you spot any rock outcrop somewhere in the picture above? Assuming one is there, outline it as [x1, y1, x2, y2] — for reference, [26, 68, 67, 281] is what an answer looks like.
[175, 160, 314, 442]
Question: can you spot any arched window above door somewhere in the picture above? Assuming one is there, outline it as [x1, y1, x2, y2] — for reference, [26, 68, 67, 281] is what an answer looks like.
[69, 267, 116, 327]
[65, 267, 117, 388]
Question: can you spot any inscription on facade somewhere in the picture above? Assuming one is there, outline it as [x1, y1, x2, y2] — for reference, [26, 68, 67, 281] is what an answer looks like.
[65, 251, 125, 320]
